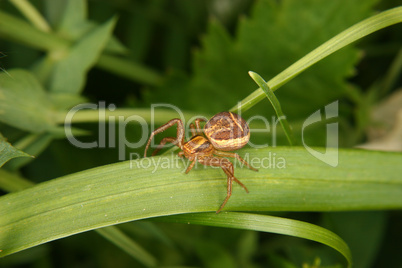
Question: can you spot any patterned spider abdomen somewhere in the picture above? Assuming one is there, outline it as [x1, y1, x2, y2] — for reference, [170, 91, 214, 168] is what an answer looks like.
[204, 111, 250, 151]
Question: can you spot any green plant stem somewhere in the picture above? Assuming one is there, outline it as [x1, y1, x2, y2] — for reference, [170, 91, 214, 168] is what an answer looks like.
[248, 71, 296, 146]
[0, 169, 35, 192]
[9, 0, 51, 32]
[0, 11, 162, 85]
[96, 226, 157, 267]
[379, 48, 402, 96]
[55, 108, 204, 125]
[96, 56, 162, 85]
[0, 10, 69, 52]
[231, 6, 402, 113]
[97, 54, 162, 86]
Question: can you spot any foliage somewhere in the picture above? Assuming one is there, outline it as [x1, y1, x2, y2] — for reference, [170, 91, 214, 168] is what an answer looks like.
[0, 133, 31, 168]
[0, 0, 401, 267]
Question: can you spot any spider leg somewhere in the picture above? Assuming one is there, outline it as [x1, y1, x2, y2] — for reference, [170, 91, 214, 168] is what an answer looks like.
[194, 118, 206, 135]
[185, 157, 197, 173]
[188, 117, 207, 137]
[144, 119, 184, 157]
[189, 123, 198, 137]
[152, 137, 176, 156]
[198, 156, 248, 213]
[214, 151, 258, 171]
[218, 172, 233, 214]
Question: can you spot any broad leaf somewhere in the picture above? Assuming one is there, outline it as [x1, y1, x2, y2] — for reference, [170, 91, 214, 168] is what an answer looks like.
[4, 133, 53, 171]
[57, 0, 88, 39]
[188, 0, 377, 118]
[149, 0, 377, 120]
[0, 147, 400, 257]
[0, 133, 32, 168]
[0, 70, 56, 132]
[56, 0, 127, 54]
[49, 17, 117, 94]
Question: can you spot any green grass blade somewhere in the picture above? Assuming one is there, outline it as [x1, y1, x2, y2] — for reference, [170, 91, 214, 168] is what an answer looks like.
[9, 0, 51, 32]
[0, 11, 162, 86]
[231, 6, 402, 112]
[96, 226, 157, 267]
[55, 108, 207, 125]
[379, 48, 402, 96]
[0, 10, 69, 52]
[96, 54, 162, 86]
[0, 147, 400, 257]
[0, 174, 157, 267]
[157, 212, 352, 268]
[0, 169, 35, 192]
[248, 71, 296, 146]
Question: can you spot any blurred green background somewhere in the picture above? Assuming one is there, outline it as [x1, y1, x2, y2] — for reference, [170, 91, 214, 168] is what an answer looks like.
[0, 0, 401, 267]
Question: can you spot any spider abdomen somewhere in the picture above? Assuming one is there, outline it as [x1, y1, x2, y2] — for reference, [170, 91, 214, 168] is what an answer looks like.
[204, 112, 250, 151]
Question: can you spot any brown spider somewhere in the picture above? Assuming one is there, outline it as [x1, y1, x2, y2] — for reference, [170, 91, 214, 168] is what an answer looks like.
[144, 111, 258, 213]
